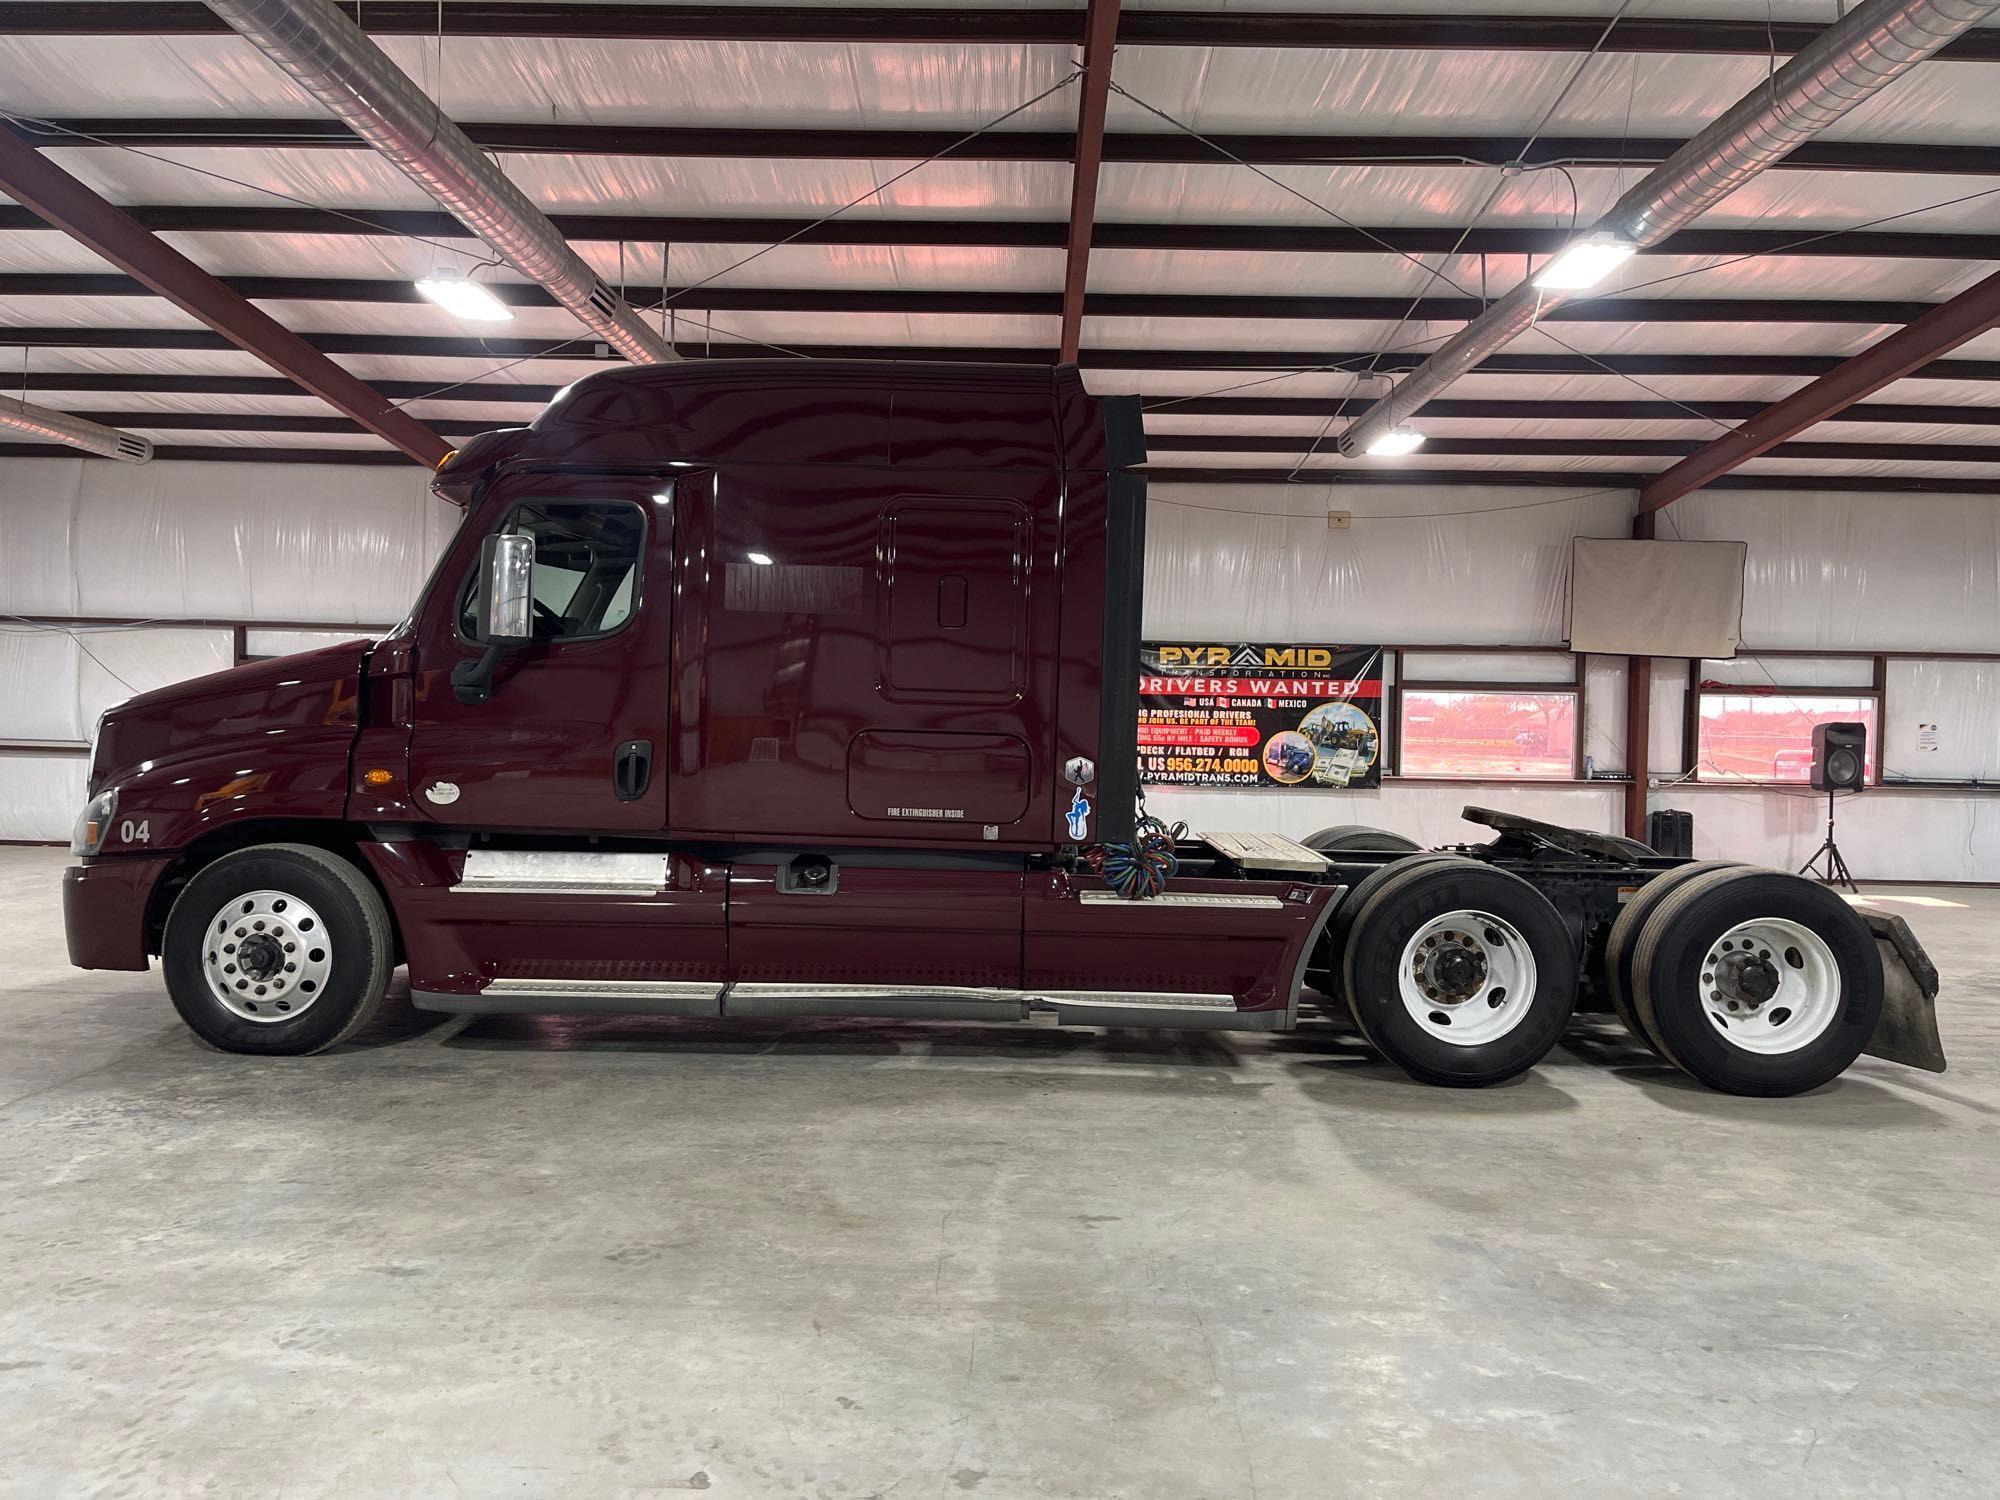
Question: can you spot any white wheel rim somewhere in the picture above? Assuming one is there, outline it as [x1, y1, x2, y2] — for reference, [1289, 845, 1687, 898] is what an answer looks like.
[1397, 909, 1538, 1046]
[1699, 916, 1840, 1055]
[200, 889, 332, 1023]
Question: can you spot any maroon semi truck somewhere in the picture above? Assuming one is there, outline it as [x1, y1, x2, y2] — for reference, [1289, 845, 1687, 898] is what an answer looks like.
[63, 360, 1943, 1096]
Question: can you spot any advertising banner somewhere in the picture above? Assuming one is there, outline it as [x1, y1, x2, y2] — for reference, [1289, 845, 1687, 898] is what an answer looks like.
[1138, 643, 1385, 789]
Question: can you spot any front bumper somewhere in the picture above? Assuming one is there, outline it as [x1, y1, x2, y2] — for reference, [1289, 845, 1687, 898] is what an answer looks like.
[63, 857, 173, 971]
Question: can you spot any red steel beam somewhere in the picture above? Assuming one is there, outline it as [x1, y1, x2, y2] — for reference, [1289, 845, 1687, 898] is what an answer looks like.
[1058, 0, 1122, 365]
[1639, 264, 2000, 513]
[0, 126, 451, 466]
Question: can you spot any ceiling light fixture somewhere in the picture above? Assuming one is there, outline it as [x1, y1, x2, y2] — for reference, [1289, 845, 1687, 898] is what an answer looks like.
[414, 276, 514, 323]
[1531, 233, 1638, 292]
[1364, 428, 1426, 458]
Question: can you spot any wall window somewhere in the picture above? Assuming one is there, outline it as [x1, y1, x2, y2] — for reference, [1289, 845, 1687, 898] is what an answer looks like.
[1399, 688, 1579, 780]
[1695, 691, 1878, 784]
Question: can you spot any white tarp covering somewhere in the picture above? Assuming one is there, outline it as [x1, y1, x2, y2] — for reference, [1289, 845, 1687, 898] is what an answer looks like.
[0, 753, 88, 844]
[0, 624, 232, 745]
[0, 458, 454, 623]
[1666, 490, 2000, 652]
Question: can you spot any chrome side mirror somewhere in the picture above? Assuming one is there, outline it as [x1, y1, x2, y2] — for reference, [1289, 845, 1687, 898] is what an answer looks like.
[453, 532, 536, 705]
[480, 531, 535, 645]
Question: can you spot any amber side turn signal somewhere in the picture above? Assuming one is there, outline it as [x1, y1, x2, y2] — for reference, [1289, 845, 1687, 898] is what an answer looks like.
[363, 768, 395, 786]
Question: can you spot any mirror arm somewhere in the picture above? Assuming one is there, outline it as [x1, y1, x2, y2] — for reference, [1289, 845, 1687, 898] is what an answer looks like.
[450, 643, 510, 706]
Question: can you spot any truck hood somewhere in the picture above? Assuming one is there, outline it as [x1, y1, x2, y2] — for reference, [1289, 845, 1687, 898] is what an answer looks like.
[90, 638, 373, 795]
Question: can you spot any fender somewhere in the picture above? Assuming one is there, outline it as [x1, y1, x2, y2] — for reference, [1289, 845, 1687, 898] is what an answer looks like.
[86, 639, 372, 856]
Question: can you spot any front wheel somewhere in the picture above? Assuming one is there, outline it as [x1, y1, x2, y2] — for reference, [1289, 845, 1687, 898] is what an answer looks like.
[161, 842, 394, 1055]
[1341, 860, 1579, 1087]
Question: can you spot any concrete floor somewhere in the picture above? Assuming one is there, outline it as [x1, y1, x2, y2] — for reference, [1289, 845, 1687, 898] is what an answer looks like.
[3, 846, 1997, 1498]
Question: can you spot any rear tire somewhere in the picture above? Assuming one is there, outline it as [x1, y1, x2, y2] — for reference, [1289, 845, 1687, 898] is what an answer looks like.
[1302, 824, 1422, 854]
[1603, 860, 1743, 1054]
[1306, 852, 1458, 1007]
[161, 842, 394, 1056]
[1631, 868, 1882, 1097]
[1341, 858, 1578, 1087]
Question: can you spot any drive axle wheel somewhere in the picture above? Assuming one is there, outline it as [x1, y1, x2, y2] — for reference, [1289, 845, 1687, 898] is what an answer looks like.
[1342, 859, 1577, 1087]
[1603, 860, 1743, 1054]
[1631, 868, 1882, 1097]
[162, 843, 394, 1056]
[1306, 852, 1458, 1007]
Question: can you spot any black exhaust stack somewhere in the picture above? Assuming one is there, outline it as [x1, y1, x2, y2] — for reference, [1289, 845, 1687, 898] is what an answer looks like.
[1095, 395, 1147, 844]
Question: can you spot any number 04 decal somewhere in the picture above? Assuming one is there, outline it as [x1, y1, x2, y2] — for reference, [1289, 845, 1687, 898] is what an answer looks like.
[119, 818, 151, 844]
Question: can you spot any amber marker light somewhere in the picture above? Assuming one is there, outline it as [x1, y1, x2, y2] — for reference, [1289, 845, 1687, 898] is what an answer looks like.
[364, 768, 395, 786]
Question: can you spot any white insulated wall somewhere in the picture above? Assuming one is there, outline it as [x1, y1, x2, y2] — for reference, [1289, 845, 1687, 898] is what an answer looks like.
[1, 459, 1995, 879]
[1, 456, 450, 840]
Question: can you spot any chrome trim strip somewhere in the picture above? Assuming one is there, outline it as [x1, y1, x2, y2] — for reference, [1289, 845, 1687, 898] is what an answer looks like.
[1035, 990, 1238, 1011]
[728, 983, 1022, 1001]
[451, 882, 665, 896]
[1286, 885, 1346, 1029]
[457, 850, 669, 895]
[484, 977, 722, 1000]
[1078, 891, 1285, 910]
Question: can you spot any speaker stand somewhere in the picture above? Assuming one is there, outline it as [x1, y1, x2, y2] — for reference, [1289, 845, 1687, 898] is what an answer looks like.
[1798, 789, 1857, 893]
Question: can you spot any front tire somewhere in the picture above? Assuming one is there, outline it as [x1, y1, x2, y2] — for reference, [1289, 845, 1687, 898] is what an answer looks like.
[161, 842, 394, 1056]
[1341, 859, 1578, 1087]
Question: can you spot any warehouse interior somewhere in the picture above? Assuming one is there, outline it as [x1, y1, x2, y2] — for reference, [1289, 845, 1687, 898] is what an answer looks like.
[3, 2, 1999, 1495]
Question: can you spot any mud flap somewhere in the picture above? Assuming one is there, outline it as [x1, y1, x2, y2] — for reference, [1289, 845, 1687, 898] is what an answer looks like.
[1861, 911, 1946, 1074]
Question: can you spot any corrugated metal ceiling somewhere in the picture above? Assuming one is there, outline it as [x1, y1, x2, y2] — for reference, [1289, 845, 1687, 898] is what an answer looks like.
[0, 3, 1996, 482]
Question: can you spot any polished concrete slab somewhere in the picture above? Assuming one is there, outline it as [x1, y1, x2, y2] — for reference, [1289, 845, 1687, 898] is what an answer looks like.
[2, 844, 1996, 1498]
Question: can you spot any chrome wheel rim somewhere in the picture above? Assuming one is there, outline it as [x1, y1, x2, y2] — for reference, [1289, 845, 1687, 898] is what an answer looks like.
[1700, 916, 1840, 1055]
[200, 889, 331, 1023]
[1397, 909, 1538, 1045]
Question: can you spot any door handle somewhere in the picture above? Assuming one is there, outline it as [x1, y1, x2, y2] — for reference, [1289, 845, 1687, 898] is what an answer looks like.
[614, 739, 653, 802]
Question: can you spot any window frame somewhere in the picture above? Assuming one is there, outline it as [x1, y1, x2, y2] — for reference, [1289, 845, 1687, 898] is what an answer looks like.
[1390, 649, 1589, 783]
[452, 495, 650, 649]
[1685, 654, 1884, 788]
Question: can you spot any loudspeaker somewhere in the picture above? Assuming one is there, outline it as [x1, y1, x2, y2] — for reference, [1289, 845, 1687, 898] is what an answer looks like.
[1811, 722, 1867, 792]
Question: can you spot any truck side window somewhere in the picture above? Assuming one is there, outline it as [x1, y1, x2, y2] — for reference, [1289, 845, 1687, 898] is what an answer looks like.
[458, 500, 645, 643]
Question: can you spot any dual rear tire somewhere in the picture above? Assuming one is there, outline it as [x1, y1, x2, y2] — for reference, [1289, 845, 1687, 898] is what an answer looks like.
[1336, 856, 1578, 1088]
[1617, 867, 1883, 1096]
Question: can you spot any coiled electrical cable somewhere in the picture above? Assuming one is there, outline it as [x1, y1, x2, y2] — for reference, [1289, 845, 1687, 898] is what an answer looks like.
[1086, 816, 1181, 900]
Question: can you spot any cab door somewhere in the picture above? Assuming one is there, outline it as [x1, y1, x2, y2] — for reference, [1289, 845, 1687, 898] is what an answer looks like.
[407, 472, 673, 833]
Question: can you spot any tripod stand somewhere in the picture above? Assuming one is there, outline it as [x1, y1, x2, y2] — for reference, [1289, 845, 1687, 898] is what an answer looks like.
[1798, 788, 1856, 892]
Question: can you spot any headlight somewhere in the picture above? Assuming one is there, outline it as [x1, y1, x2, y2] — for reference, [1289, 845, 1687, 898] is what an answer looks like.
[71, 788, 118, 857]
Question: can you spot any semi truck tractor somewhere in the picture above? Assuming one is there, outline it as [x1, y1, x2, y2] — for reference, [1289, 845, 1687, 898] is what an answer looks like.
[62, 360, 1944, 1095]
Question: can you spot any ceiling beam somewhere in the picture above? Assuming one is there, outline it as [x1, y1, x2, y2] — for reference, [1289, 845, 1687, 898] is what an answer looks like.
[2, 440, 1987, 495]
[28, 118, 1993, 177]
[30, 375, 2000, 427]
[10, 4, 2000, 59]
[1146, 433, 2000, 462]
[58, 405, 2000, 463]
[3, 204, 1993, 262]
[1059, 0, 1121, 364]
[0, 273, 1960, 327]
[13, 326, 2000, 380]
[0, 128, 449, 465]
[1639, 264, 2000, 510]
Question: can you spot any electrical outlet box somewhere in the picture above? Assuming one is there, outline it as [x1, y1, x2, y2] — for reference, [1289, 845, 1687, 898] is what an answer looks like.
[1327, 511, 1351, 530]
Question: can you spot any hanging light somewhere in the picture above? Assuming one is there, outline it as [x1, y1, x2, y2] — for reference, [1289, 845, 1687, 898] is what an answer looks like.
[1364, 428, 1426, 458]
[1531, 232, 1637, 291]
[413, 275, 513, 322]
